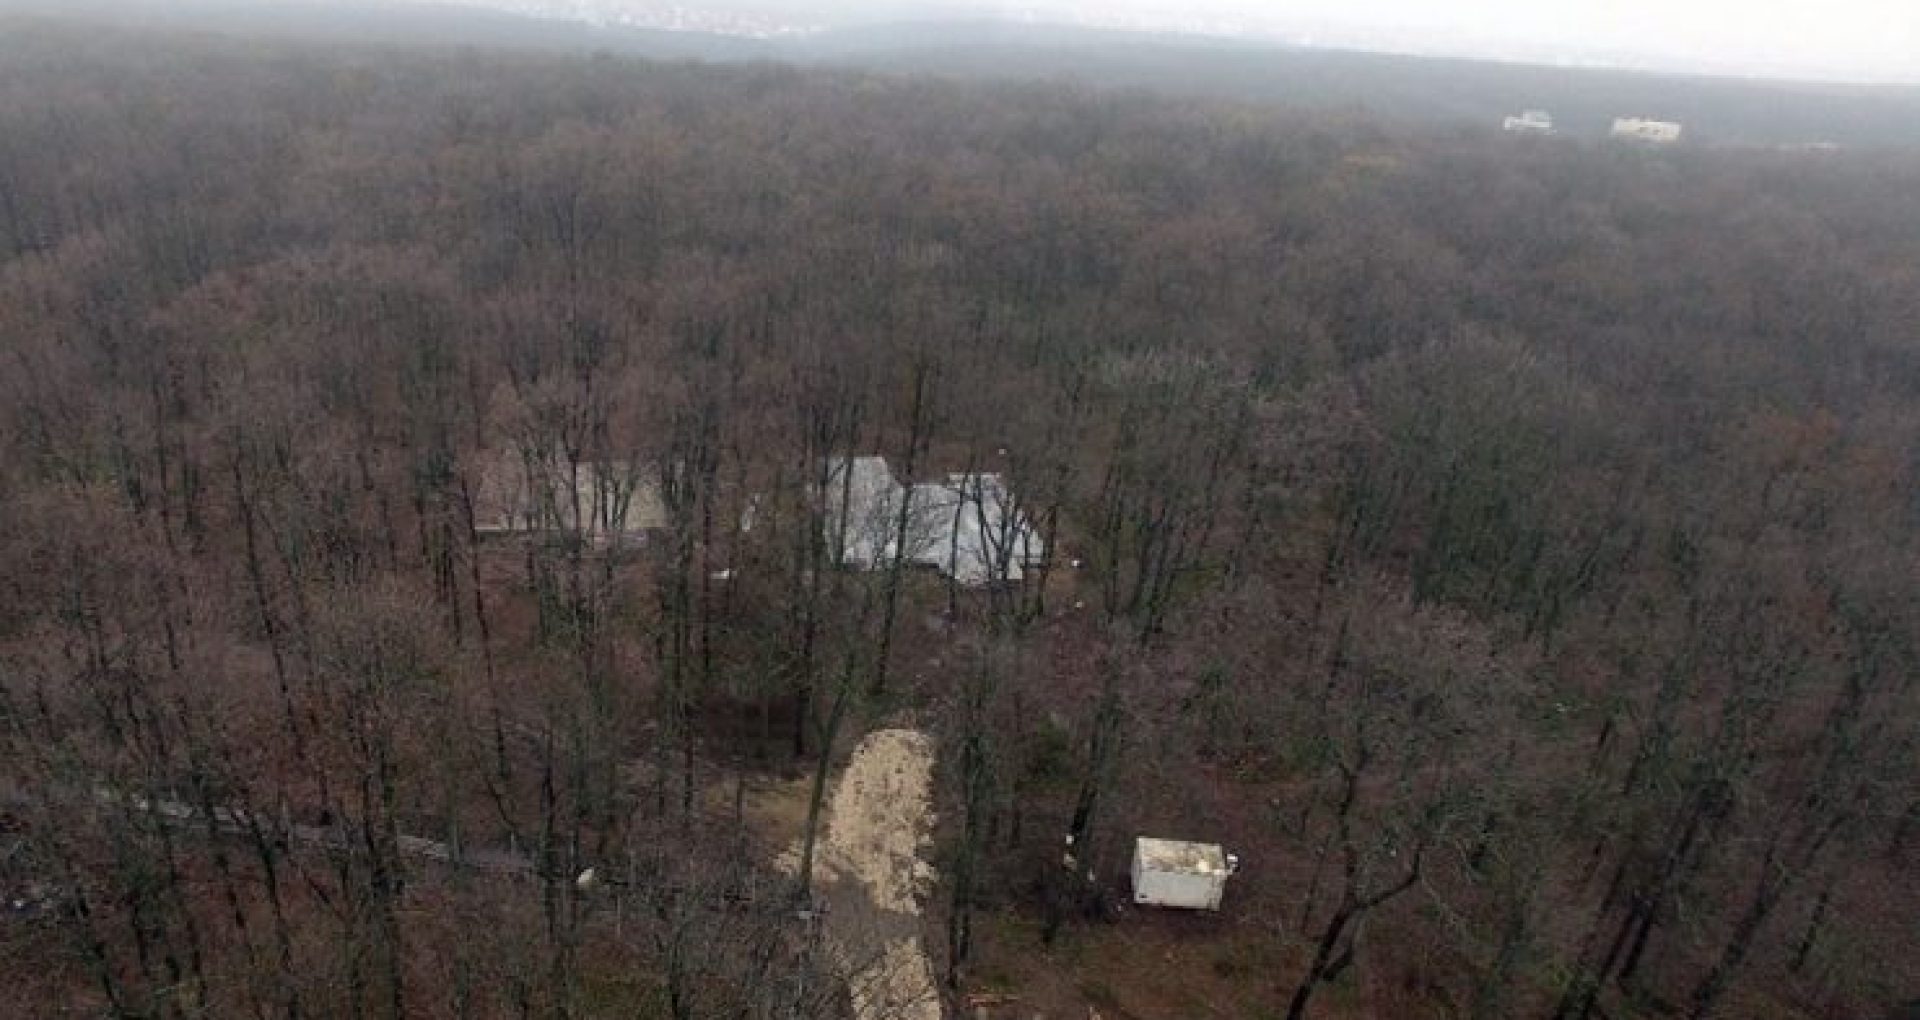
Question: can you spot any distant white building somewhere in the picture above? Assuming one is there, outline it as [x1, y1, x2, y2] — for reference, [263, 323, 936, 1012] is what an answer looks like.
[1502, 110, 1555, 135]
[473, 450, 665, 546]
[821, 456, 1046, 586]
[1610, 117, 1684, 144]
[1131, 837, 1239, 911]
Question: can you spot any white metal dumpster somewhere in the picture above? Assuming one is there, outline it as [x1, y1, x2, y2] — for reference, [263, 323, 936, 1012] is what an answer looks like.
[1131, 837, 1238, 911]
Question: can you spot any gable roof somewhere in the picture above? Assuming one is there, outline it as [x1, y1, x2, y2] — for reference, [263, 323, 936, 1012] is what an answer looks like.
[821, 456, 1046, 586]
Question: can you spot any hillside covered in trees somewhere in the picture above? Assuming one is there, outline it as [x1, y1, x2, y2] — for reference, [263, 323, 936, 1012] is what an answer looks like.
[1, 19, 1918, 1020]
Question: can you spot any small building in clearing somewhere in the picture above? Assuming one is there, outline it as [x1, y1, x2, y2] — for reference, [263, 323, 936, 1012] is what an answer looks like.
[1131, 837, 1239, 911]
[1610, 117, 1683, 144]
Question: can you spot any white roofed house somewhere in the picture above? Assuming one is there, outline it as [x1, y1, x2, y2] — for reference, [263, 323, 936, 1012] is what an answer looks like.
[821, 455, 912, 570]
[472, 449, 666, 547]
[908, 473, 1047, 586]
[820, 456, 1047, 587]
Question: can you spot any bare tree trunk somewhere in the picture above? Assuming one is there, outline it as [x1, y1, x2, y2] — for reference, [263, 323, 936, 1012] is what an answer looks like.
[946, 640, 999, 988]
[795, 656, 857, 902]
[1286, 843, 1422, 1020]
[1043, 658, 1124, 945]
[873, 359, 935, 698]
[1790, 878, 1834, 974]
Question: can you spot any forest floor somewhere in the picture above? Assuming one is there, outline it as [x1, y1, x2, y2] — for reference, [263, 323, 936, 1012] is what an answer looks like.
[775, 728, 943, 1020]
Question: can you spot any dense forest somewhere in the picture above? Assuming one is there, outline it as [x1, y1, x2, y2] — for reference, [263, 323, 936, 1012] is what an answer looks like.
[2, 19, 1919, 1020]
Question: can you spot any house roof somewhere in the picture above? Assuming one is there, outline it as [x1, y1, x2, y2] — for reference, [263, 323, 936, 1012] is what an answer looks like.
[908, 473, 1045, 585]
[823, 455, 1045, 586]
[822, 455, 907, 567]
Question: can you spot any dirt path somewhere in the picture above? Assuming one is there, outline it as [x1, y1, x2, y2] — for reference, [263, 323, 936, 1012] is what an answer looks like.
[782, 728, 943, 1020]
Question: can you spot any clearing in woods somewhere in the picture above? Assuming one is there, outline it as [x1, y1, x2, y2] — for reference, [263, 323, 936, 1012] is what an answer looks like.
[780, 728, 943, 1020]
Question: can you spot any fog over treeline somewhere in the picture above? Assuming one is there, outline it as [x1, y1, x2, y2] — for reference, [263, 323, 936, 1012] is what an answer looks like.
[7, 0, 1920, 148]
[32, 0, 1918, 81]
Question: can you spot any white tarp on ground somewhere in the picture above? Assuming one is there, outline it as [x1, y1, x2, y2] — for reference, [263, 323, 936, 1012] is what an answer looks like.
[822, 457, 1045, 586]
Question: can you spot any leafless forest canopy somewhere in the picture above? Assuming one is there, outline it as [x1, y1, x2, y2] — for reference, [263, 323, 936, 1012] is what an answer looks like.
[1, 21, 1918, 1020]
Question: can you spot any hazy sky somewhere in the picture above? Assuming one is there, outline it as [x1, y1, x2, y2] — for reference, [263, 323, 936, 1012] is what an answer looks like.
[10, 0, 1919, 82]
[984, 0, 1920, 82]
[466, 0, 1920, 82]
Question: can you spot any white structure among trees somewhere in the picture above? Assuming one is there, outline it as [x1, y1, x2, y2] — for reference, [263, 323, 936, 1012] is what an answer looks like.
[820, 455, 904, 570]
[1502, 110, 1554, 135]
[1131, 837, 1239, 911]
[1610, 117, 1684, 144]
[822, 456, 1046, 586]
